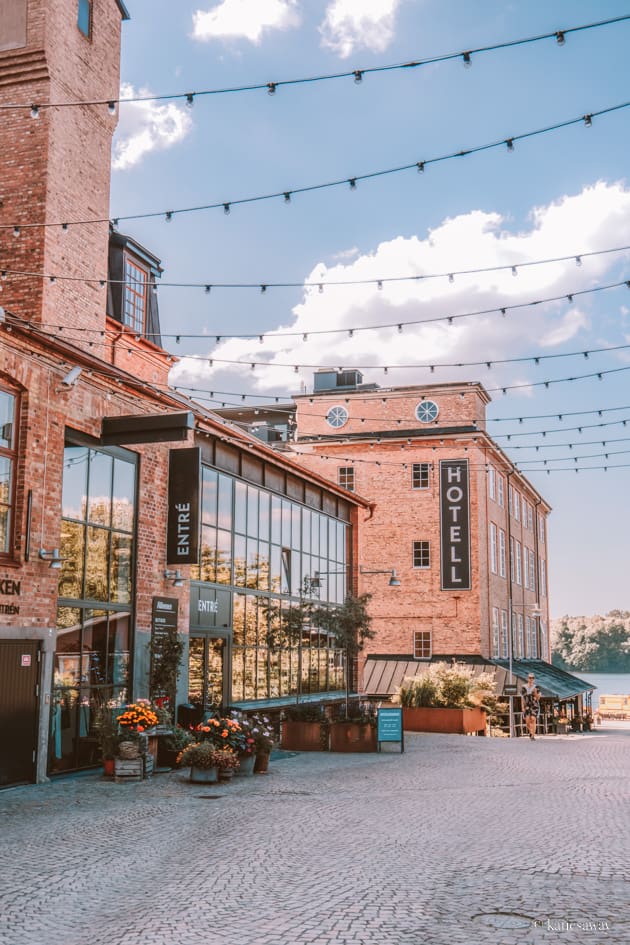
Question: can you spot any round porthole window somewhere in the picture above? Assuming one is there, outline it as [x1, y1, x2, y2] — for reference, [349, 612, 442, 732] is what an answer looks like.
[325, 405, 349, 429]
[415, 400, 439, 423]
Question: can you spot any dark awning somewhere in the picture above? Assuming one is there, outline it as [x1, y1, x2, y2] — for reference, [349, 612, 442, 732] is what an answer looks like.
[490, 659, 595, 700]
[362, 654, 499, 698]
[362, 655, 595, 702]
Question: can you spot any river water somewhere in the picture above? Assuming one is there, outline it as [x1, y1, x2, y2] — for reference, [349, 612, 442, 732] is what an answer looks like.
[572, 671, 630, 708]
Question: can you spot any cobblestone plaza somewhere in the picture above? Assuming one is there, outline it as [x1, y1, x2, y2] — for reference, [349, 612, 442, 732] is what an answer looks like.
[1, 727, 628, 945]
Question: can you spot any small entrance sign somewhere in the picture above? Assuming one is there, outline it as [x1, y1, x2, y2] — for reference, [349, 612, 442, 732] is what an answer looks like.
[377, 706, 404, 752]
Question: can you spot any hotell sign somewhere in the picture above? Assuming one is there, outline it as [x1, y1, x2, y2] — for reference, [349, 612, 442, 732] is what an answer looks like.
[0, 578, 21, 615]
[439, 459, 471, 591]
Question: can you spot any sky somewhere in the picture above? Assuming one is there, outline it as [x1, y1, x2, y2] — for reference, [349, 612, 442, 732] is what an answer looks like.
[109, 0, 630, 619]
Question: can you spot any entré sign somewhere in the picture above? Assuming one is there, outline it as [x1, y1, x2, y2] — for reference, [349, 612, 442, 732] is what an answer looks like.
[167, 448, 200, 565]
[439, 459, 471, 591]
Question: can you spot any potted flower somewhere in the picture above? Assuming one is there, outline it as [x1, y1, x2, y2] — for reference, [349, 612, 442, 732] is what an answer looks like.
[158, 726, 194, 768]
[211, 748, 240, 782]
[117, 701, 160, 759]
[250, 714, 275, 773]
[94, 704, 122, 775]
[228, 712, 257, 776]
[178, 740, 219, 783]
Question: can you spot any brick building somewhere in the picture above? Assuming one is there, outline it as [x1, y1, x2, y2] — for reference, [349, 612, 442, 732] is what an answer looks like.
[0, 0, 365, 785]
[217, 369, 585, 714]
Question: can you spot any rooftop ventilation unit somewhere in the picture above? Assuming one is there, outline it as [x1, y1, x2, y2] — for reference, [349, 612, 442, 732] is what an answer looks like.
[313, 369, 364, 392]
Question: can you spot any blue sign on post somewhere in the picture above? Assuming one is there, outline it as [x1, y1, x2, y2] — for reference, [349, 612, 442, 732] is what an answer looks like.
[377, 707, 404, 752]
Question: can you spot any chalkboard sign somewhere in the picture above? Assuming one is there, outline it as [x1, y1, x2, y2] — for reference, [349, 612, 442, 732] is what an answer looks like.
[377, 707, 404, 752]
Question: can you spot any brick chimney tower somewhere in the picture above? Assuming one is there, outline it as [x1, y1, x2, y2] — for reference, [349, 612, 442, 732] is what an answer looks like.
[0, 0, 129, 331]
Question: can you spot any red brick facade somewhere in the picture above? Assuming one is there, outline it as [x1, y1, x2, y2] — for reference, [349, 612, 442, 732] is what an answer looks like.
[289, 381, 551, 672]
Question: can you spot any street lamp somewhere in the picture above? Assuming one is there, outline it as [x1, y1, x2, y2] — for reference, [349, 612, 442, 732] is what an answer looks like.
[359, 567, 401, 587]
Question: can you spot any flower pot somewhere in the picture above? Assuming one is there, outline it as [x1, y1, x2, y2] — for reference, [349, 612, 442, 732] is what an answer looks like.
[189, 766, 218, 784]
[235, 753, 256, 776]
[103, 758, 115, 777]
[254, 752, 270, 774]
[402, 706, 487, 735]
[329, 721, 377, 753]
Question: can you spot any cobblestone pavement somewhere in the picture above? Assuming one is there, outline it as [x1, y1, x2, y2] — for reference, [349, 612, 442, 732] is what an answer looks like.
[1, 725, 629, 945]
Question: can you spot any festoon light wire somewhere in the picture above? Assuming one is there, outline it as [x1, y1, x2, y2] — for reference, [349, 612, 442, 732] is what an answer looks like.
[2, 97, 629, 232]
[2, 14, 627, 113]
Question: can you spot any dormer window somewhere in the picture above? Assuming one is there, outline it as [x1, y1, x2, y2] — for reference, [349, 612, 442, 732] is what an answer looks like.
[107, 229, 163, 346]
[123, 255, 148, 333]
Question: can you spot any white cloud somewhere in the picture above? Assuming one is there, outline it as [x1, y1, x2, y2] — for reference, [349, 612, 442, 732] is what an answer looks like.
[192, 0, 300, 44]
[170, 182, 630, 396]
[319, 0, 403, 58]
[113, 83, 193, 171]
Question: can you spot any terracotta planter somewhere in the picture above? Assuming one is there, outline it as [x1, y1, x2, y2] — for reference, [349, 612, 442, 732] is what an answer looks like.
[329, 721, 377, 753]
[402, 706, 487, 735]
[281, 720, 326, 751]
[103, 758, 115, 777]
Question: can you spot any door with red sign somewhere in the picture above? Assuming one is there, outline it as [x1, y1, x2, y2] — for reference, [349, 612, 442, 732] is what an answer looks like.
[0, 640, 41, 785]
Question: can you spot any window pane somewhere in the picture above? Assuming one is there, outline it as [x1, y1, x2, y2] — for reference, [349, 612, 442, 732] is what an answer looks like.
[247, 487, 258, 538]
[85, 527, 109, 601]
[201, 467, 218, 526]
[217, 474, 233, 530]
[216, 528, 232, 585]
[123, 257, 147, 333]
[233, 534, 246, 587]
[200, 525, 217, 582]
[291, 505, 301, 550]
[110, 533, 132, 603]
[270, 544, 281, 593]
[271, 495, 282, 544]
[112, 458, 135, 532]
[234, 480, 247, 534]
[246, 538, 258, 588]
[87, 451, 112, 526]
[232, 594, 245, 646]
[258, 490, 270, 541]
[311, 513, 320, 555]
[108, 614, 130, 687]
[0, 390, 15, 448]
[258, 541, 270, 591]
[62, 447, 88, 520]
[0, 457, 10, 553]
[59, 521, 85, 599]
[281, 499, 291, 547]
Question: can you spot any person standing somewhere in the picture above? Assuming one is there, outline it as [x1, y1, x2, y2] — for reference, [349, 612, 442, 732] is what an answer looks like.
[521, 673, 541, 740]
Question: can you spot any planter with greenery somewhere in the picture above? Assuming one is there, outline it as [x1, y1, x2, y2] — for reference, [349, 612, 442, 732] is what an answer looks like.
[281, 704, 329, 751]
[328, 701, 377, 753]
[395, 664, 494, 735]
[157, 726, 194, 768]
[177, 740, 219, 783]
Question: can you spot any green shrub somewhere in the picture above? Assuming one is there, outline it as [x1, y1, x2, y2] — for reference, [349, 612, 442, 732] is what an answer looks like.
[396, 664, 496, 710]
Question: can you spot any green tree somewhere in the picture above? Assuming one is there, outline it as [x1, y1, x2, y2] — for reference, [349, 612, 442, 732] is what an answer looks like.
[314, 594, 374, 718]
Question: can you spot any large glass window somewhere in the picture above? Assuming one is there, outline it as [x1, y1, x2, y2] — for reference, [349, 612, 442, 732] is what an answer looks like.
[52, 444, 137, 774]
[194, 464, 349, 704]
[0, 388, 17, 555]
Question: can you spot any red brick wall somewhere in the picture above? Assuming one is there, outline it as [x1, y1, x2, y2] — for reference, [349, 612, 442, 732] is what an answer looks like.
[291, 382, 550, 665]
[0, 0, 122, 332]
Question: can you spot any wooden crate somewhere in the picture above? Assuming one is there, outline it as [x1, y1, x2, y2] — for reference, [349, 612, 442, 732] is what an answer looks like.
[143, 754, 154, 779]
[114, 757, 144, 783]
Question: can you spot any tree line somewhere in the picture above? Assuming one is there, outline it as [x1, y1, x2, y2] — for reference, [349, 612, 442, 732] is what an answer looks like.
[551, 611, 630, 672]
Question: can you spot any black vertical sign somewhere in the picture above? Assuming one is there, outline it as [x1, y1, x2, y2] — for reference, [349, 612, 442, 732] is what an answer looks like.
[440, 459, 471, 591]
[167, 447, 200, 565]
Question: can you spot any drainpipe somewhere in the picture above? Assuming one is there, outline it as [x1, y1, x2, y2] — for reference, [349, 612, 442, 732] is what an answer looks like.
[533, 498, 542, 659]
[506, 468, 515, 736]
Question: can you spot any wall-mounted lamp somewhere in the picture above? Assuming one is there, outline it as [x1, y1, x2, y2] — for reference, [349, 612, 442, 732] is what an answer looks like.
[164, 568, 185, 588]
[360, 567, 401, 587]
[39, 548, 64, 569]
[60, 365, 83, 388]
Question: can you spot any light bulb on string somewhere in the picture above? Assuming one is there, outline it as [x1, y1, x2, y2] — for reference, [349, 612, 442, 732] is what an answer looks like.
[584, 114, 592, 128]
[556, 31, 566, 45]
[267, 83, 276, 95]
[186, 93, 194, 107]
[416, 162, 425, 173]
[506, 138, 514, 151]
[284, 192, 291, 204]
[108, 101, 117, 115]
[349, 178, 357, 190]
[223, 203, 230, 215]
[354, 70, 363, 84]
[30, 104, 40, 119]
[462, 51, 472, 67]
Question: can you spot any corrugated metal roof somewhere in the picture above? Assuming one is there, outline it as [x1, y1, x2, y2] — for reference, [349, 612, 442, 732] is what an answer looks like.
[362, 655, 594, 701]
[490, 659, 595, 700]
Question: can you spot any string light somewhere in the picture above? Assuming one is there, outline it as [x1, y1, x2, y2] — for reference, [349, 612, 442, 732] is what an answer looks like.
[30, 104, 40, 119]
[462, 51, 472, 67]
[5, 98, 630, 232]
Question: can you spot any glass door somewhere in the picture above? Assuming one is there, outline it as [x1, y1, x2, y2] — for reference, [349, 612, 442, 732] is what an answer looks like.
[188, 636, 228, 713]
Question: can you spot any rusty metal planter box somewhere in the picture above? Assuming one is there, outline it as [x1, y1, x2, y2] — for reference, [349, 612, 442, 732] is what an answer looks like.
[280, 721, 326, 751]
[403, 706, 487, 735]
[329, 721, 377, 753]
